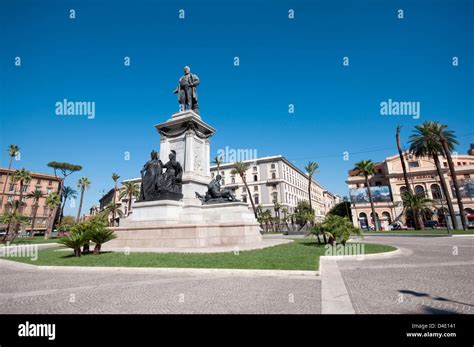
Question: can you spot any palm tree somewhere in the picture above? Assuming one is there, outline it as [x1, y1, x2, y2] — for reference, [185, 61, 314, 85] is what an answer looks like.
[353, 160, 379, 231]
[281, 207, 290, 231]
[435, 123, 467, 230]
[0, 144, 20, 210]
[111, 173, 120, 226]
[409, 122, 459, 230]
[60, 186, 77, 224]
[27, 189, 44, 236]
[44, 192, 60, 239]
[1, 211, 29, 243]
[304, 161, 319, 223]
[11, 169, 32, 236]
[396, 126, 422, 229]
[231, 161, 257, 218]
[119, 181, 140, 216]
[104, 203, 123, 226]
[76, 177, 91, 222]
[402, 192, 433, 231]
[212, 156, 223, 173]
[396, 126, 413, 194]
[273, 201, 281, 231]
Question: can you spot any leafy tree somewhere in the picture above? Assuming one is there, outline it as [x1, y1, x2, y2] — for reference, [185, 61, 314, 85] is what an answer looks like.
[328, 201, 352, 219]
[47, 161, 82, 234]
[293, 200, 315, 232]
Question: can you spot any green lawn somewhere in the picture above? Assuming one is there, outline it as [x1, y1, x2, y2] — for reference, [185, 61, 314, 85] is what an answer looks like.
[10, 236, 60, 244]
[363, 229, 474, 235]
[7, 239, 396, 271]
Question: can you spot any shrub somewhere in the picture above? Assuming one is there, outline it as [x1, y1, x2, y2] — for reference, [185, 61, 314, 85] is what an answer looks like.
[307, 215, 361, 245]
[58, 225, 88, 257]
[58, 215, 116, 256]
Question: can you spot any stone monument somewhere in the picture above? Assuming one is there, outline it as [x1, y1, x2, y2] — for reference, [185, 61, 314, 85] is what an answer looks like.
[106, 67, 263, 250]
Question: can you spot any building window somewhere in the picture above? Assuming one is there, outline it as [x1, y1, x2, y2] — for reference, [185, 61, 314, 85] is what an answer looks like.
[242, 196, 247, 203]
[431, 184, 442, 200]
[271, 172, 276, 179]
[21, 185, 29, 193]
[253, 175, 258, 182]
[253, 166, 257, 172]
[415, 185, 425, 197]
[382, 211, 392, 224]
[9, 183, 15, 192]
[271, 163, 275, 169]
[231, 177, 235, 184]
[272, 193, 278, 203]
[400, 186, 407, 196]
[408, 161, 420, 168]
[254, 195, 259, 204]
[36, 179, 41, 184]
[253, 186, 258, 192]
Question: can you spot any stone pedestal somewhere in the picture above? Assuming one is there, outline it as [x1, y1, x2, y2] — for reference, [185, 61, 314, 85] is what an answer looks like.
[108, 202, 262, 249]
[155, 110, 214, 205]
[110, 110, 263, 251]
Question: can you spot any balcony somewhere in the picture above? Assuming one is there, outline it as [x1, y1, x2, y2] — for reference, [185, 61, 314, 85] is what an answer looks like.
[266, 178, 282, 185]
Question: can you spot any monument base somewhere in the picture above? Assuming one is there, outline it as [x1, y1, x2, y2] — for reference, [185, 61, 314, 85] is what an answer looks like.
[107, 201, 262, 250]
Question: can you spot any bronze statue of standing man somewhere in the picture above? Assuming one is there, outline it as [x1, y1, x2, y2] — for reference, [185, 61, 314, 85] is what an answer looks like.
[173, 66, 200, 114]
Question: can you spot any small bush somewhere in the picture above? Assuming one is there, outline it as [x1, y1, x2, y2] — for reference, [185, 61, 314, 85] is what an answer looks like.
[307, 215, 361, 245]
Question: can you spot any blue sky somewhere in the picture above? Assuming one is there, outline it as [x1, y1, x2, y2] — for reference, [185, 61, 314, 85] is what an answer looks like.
[1, 0, 473, 216]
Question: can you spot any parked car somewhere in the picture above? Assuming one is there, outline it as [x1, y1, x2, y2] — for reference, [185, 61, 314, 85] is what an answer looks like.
[424, 220, 439, 229]
[389, 221, 408, 230]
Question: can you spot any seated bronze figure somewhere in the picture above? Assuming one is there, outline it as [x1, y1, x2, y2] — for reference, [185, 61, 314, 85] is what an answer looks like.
[196, 175, 239, 204]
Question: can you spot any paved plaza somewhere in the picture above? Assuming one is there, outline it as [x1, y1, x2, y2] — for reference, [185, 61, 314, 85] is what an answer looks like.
[0, 235, 472, 314]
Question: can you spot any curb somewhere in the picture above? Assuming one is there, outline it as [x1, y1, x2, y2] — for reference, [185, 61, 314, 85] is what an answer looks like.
[35, 265, 319, 278]
[0, 258, 318, 278]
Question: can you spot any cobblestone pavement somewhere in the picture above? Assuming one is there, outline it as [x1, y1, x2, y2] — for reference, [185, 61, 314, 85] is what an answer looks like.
[0, 265, 320, 314]
[340, 236, 474, 314]
[0, 235, 472, 314]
